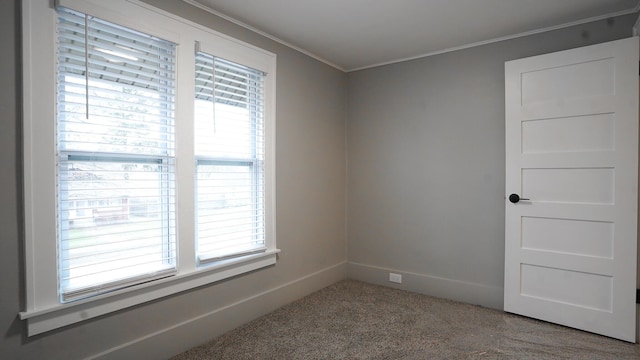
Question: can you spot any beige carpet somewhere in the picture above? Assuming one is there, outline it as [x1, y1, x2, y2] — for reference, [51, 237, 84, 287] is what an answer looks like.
[171, 280, 640, 359]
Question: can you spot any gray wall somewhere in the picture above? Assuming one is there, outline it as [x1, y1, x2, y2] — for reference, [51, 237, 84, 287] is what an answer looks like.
[346, 13, 638, 309]
[1, 1, 346, 359]
[2, 0, 638, 358]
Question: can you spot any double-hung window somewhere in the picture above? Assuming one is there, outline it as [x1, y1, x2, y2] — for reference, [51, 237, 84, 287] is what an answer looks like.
[194, 48, 266, 264]
[57, 8, 177, 302]
[21, 0, 277, 336]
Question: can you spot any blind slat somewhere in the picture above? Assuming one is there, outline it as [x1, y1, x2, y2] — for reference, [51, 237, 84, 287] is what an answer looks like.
[61, 268, 176, 302]
[63, 246, 177, 270]
[58, 78, 175, 109]
[59, 46, 175, 76]
[199, 239, 266, 252]
[197, 247, 266, 265]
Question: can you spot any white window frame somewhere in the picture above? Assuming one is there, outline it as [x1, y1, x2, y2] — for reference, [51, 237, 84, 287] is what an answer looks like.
[20, 0, 277, 336]
[193, 46, 269, 265]
[56, 7, 179, 303]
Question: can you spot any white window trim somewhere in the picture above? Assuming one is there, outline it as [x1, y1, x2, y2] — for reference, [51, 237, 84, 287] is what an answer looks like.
[20, 0, 277, 336]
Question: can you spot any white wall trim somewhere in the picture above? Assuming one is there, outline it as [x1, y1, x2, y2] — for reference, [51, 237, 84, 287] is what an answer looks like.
[347, 262, 503, 310]
[182, 0, 345, 72]
[87, 261, 347, 360]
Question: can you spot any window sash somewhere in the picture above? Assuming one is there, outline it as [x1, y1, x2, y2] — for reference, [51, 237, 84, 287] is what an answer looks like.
[195, 159, 265, 264]
[56, 8, 177, 302]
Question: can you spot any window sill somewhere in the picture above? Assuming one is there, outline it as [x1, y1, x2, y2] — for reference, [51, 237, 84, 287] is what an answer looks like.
[19, 249, 280, 336]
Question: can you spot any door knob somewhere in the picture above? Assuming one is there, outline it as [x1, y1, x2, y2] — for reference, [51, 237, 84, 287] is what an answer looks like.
[508, 194, 530, 203]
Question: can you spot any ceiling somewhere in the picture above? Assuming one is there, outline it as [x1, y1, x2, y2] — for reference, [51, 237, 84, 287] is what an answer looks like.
[187, 0, 640, 71]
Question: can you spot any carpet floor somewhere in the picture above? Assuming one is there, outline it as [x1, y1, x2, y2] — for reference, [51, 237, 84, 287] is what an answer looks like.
[170, 280, 640, 359]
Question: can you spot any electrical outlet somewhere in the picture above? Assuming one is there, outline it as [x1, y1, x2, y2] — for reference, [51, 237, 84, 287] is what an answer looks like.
[389, 273, 402, 284]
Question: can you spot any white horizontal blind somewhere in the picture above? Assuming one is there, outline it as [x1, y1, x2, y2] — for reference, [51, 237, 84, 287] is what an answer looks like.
[194, 49, 266, 264]
[56, 8, 177, 302]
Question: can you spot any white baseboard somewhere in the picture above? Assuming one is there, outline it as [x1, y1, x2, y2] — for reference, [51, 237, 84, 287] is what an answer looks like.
[347, 262, 503, 310]
[90, 262, 347, 360]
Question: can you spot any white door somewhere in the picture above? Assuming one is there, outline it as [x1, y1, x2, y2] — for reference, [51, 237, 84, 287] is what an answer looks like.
[505, 37, 639, 342]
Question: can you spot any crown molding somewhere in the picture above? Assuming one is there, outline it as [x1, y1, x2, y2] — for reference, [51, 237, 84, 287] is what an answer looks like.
[182, 0, 345, 71]
[183, 0, 640, 72]
[350, 6, 640, 72]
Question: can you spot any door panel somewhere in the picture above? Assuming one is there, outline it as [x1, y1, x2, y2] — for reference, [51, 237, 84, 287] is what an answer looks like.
[520, 264, 613, 311]
[505, 37, 638, 342]
[521, 57, 615, 105]
[521, 217, 613, 258]
[521, 167, 614, 204]
[521, 113, 615, 153]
